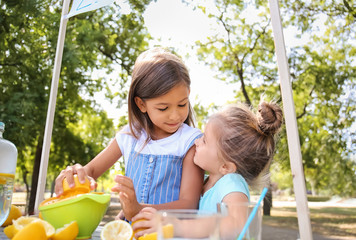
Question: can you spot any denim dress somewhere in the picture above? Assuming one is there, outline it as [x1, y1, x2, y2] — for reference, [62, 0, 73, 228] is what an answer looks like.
[125, 139, 184, 204]
[117, 124, 202, 205]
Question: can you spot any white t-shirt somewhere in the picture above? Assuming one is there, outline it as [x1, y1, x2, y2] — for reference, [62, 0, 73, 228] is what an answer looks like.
[116, 123, 202, 167]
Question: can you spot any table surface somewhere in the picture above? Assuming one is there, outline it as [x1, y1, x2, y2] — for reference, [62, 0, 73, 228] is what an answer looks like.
[0, 225, 103, 240]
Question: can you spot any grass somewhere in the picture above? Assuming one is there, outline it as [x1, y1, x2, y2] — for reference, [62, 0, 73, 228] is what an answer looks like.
[263, 205, 356, 238]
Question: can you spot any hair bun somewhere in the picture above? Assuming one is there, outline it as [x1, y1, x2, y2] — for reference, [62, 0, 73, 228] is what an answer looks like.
[257, 101, 283, 135]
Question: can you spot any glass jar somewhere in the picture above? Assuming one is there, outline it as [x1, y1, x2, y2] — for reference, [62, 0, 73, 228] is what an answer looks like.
[0, 122, 18, 225]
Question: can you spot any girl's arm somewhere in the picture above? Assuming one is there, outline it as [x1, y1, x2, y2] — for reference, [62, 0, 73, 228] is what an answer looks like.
[112, 145, 204, 220]
[176, 145, 205, 208]
[219, 192, 249, 239]
[55, 138, 122, 196]
[160, 192, 248, 239]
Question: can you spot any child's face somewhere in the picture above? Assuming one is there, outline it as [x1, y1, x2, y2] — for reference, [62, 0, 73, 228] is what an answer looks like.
[194, 120, 223, 174]
[135, 83, 190, 139]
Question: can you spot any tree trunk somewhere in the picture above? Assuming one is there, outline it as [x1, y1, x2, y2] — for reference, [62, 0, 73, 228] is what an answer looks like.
[50, 177, 55, 197]
[22, 169, 30, 193]
[27, 137, 43, 215]
[311, 181, 316, 196]
[21, 168, 31, 214]
[263, 184, 272, 216]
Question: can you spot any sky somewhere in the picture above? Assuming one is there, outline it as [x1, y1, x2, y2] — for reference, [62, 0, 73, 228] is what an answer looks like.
[143, 0, 236, 107]
[98, 0, 236, 122]
[100, 0, 311, 123]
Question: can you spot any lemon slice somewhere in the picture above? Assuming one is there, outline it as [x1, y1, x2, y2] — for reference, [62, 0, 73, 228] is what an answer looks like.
[101, 220, 134, 240]
[3, 224, 16, 239]
[13, 216, 38, 233]
[13, 216, 55, 238]
[1, 204, 22, 227]
[12, 221, 47, 240]
[52, 221, 79, 240]
[138, 224, 174, 240]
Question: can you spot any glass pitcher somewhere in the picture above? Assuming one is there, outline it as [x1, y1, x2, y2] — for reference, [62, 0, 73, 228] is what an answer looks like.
[0, 122, 18, 225]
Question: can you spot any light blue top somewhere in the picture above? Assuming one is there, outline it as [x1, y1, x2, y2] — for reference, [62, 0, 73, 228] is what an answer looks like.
[116, 124, 202, 204]
[199, 173, 250, 212]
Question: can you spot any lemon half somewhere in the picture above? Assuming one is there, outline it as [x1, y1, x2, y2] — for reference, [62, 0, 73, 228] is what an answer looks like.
[52, 221, 79, 240]
[12, 221, 47, 240]
[62, 174, 90, 197]
[1, 204, 22, 227]
[3, 224, 16, 239]
[101, 220, 133, 240]
[13, 216, 55, 238]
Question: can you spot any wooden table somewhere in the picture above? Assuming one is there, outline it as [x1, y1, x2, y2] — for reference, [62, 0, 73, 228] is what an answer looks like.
[0, 226, 103, 240]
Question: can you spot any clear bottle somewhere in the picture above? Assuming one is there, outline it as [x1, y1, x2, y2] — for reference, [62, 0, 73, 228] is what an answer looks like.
[0, 122, 18, 225]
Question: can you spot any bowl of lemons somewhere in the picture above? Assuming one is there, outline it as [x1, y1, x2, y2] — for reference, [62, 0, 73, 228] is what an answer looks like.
[39, 175, 111, 239]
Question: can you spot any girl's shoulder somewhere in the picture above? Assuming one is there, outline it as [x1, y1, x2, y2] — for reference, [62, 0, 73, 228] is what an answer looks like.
[173, 124, 202, 150]
[216, 173, 250, 200]
[179, 123, 202, 138]
[118, 124, 131, 134]
[117, 125, 143, 138]
[144, 124, 201, 156]
[115, 125, 139, 150]
[217, 173, 248, 186]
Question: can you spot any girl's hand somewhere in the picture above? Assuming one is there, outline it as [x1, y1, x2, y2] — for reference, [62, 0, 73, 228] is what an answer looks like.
[131, 207, 158, 238]
[111, 175, 143, 221]
[115, 210, 125, 220]
[54, 163, 97, 197]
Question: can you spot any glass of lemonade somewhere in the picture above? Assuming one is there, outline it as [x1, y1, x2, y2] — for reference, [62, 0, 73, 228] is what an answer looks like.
[0, 173, 15, 225]
[217, 202, 262, 240]
[156, 209, 221, 240]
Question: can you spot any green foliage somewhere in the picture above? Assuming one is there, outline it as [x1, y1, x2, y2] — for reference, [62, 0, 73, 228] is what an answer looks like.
[193, 100, 210, 129]
[191, 0, 356, 197]
[307, 195, 331, 202]
[0, 0, 152, 192]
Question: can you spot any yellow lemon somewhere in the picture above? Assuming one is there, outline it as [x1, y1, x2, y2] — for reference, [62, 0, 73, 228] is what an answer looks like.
[3, 224, 16, 239]
[101, 220, 133, 240]
[12, 221, 47, 240]
[51, 221, 79, 240]
[1, 204, 22, 227]
[13, 216, 38, 235]
[0, 177, 5, 184]
[62, 174, 90, 197]
[132, 219, 147, 236]
[13, 216, 55, 238]
[138, 224, 174, 240]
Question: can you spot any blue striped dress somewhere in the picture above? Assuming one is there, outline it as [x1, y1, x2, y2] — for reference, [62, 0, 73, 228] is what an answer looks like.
[116, 123, 202, 204]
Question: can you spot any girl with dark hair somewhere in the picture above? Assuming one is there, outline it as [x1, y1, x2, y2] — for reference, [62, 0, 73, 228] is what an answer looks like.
[54, 47, 204, 220]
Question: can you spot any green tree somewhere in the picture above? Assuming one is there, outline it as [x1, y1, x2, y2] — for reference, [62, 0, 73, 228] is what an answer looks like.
[0, 0, 152, 213]
[190, 0, 356, 200]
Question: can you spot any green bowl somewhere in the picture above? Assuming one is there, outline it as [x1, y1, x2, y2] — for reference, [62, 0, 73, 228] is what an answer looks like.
[39, 193, 110, 239]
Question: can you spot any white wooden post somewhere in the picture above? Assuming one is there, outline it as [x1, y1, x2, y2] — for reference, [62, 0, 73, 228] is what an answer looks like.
[33, 0, 115, 214]
[268, 0, 313, 239]
[34, 0, 72, 212]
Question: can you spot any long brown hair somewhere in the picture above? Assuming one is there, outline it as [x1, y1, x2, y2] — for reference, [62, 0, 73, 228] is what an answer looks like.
[128, 47, 195, 142]
[210, 101, 283, 187]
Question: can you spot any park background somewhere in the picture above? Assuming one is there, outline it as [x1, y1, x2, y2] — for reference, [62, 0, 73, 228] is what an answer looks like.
[1, 0, 355, 238]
